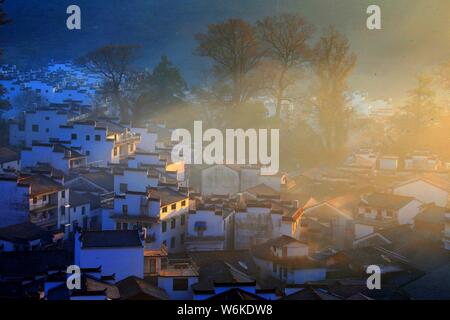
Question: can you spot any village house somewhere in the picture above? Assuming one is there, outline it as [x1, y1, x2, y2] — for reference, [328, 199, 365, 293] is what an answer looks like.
[413, 204, 448, 241]
[224, 198, 303, 250]
[59, 118, 140, 166]
[106, 165, 190, 253]
[21, 143, 87, 173]
[299, 194, 358, 252]
[185, 206, 225, 251]
[0, 222, 55, 252]
[251, 235, 327, 285]
[157, 257, 199, 300]
[130, 126, 158, 153]
[0, 174, 69, 230]
[201, 164, 283, 196]
[354, 192, 422, 239]
[391, 176, 449, 207]
[9, 108, 70, 148]
[188, 250, 278, 300]
[74, 230, 144, 282]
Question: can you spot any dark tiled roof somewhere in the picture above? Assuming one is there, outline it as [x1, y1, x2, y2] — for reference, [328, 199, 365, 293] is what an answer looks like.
[282, 287, 342, 300]
[81, 172, 114, 191]
[69, 191, 91, 207]
[0, 147, 19, 164]
[18, 174, 64, 197]
[414, 204, 448, 224]
[207, 288, 265, 300]
[0, 250, 72, 277]
[362, 192, 415, 210]
[0, 222, 52, 244]
[401, 263, 450, 299]
[116, 276, 169, 300]
[149, 187, 187, 206]
[251, 239, 323, 269]
[81, 230, 142, 248]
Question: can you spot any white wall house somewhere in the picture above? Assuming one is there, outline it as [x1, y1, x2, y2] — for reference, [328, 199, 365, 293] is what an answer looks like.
[21, 143, 86, 173]
[393, 177, 449, 207]
[0, 176, 30, 228]
[225, 203, 289, 250]
[111, 187, 189, 253]
[113, 167, 159, 193]
[377, 156, 399, 171]
[201, 165, 240, 196]
[74, 230, 144, 282]
[201, 164, 281, 196]
[131, 127, 158, 153]
[185, 208, 225, 251]
[355, 192, 422, 239]
[251, 236, 327, 285]
[59, 120, 140, 166]
[0, 174, 69, 230]
[0, 222, 52, 252]
[9, 109, 69, 148]
[157, 262, 199, 300]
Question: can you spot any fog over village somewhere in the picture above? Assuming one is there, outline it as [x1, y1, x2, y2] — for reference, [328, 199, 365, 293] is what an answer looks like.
[0, 0, 449, 301]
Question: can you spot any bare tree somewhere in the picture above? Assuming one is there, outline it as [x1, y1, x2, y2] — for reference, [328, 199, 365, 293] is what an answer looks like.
[311, 27, 356, 159]
[256, 14, 314, 118]
[195, 19, 261, 105]
[78, 45, 139, 122]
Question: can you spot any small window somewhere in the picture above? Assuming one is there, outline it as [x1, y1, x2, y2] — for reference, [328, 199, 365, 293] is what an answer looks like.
[61, 190, 65, 198]
[162, 221, 167, 232]
[181, 200, 186, 207]
[86, 135, 90, 141]
[113, 147, 118, 156]
[45, 116, 50, 120]
[82, 207, 86, 215]
[170, 237, 175, 248]
[122, 223, 128, 230]
[172, 279, 188, 291]
[71, 133, 77, 140]
[95, 135, 101, 141]
[122, 204, 128, 215]
[181, 214, 185, 226]
[171, 203, 177, 210]
[162, 206, 167, 213]
[120, 183, 128, 193]
[42, 195, 47, 202]
[86, 150, 90, 156]
[45, 128, 49, 133]
[32, 124, 39, 132]
[33, 197, 37, 204]
[171, 218, 176, 229]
